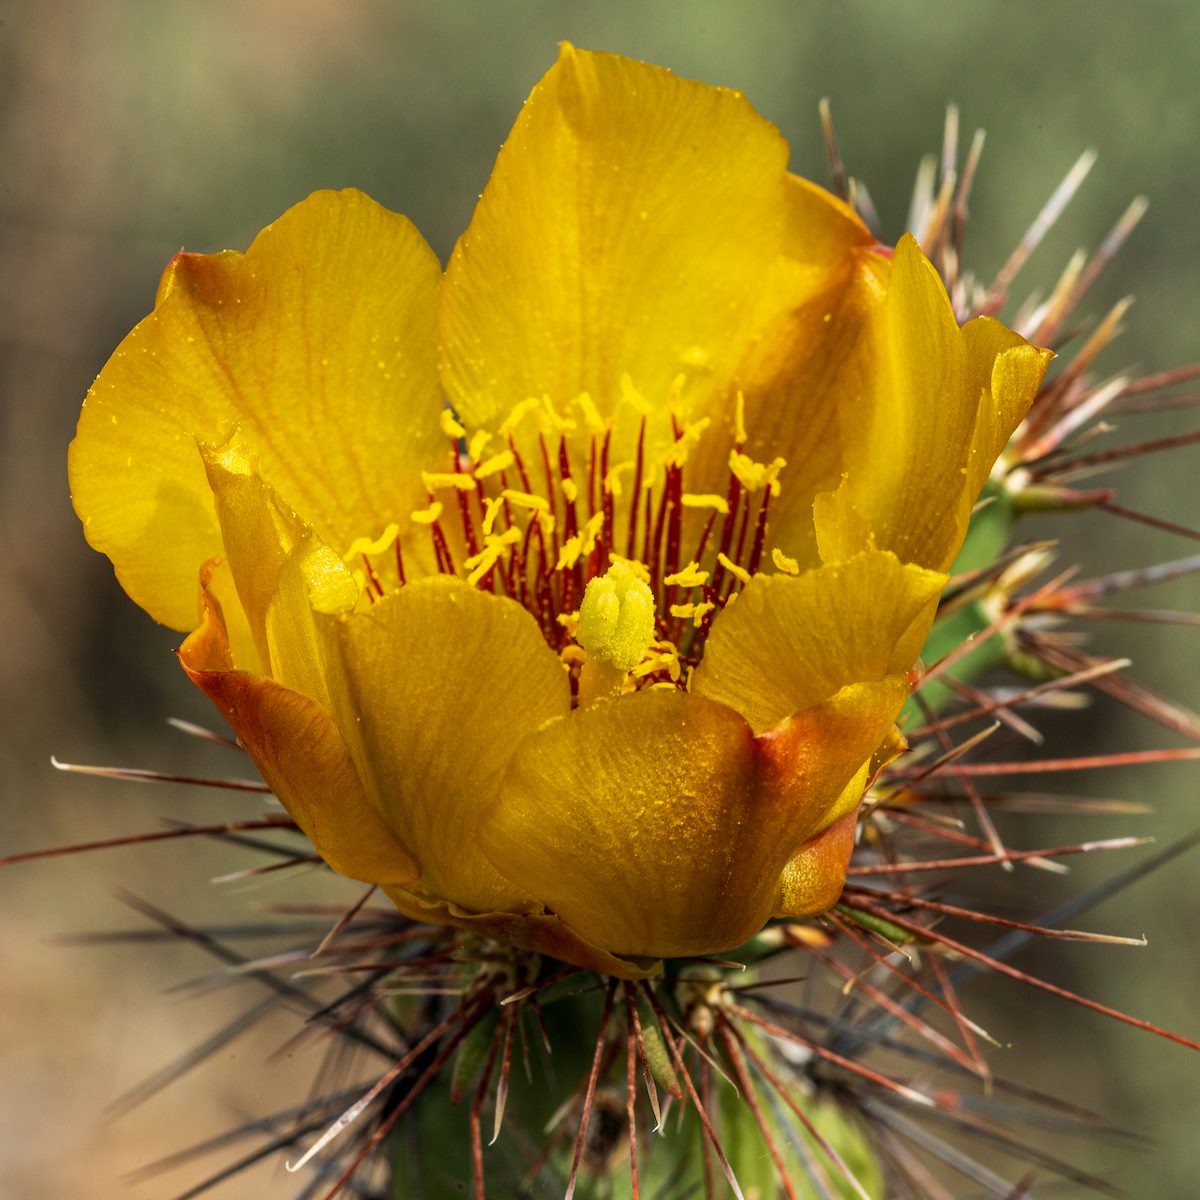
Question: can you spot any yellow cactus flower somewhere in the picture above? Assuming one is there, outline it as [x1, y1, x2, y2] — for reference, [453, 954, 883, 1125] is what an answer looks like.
[69, 46, 1049, 978]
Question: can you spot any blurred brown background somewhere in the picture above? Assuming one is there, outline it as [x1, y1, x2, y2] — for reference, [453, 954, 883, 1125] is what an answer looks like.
[2, 2, 1198, 1196]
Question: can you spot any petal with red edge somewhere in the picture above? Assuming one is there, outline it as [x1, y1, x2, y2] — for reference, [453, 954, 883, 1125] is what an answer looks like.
[482, 683, 901, 961]
[179, 586, 418, 887]
[774, 805, 861, 918]
[757, 678, 910, 837]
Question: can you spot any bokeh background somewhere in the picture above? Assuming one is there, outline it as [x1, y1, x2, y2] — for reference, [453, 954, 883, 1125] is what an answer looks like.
[3, 2, 1198, 1196]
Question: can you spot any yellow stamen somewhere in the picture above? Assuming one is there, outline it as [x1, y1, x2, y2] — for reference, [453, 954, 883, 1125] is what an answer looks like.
[604, 462, 633, 496]
[541, 394, 576, 433]
[734, 389, 747, 445]
[666, 373, 686, 409]
[342, 522, 400, 561]
[439, 409, 467, 440]
[681, 492, 729, 514]
[671, 601, 716, 627]
[475, 450, 515, 479]
[618, 373, 651, 415]
[577, 391, 605, 432]
[463, 529, 521, 586]
[664, 562, 709, 589]
[580, 511, 605, 554]
[556, 512, 605, 571]
[562, 477, 579, 503]
[410, 502, 444, 526]
[729, 451, 787, 497]
[499, 397, 541, 435]
[481, 496, 505, 536]
[558, 643, 587, 668]
[631, 644, 681, 682]
[468, 429, 492, 464]
[501, 488, 550, 512]
[771, 547, 801, 576]
[717, 552, 752, 586]
[422, 471, 477, 493]
[557, 536, 583, 571]
[664, 415, 710, 467]
[463, 531, 521, 567]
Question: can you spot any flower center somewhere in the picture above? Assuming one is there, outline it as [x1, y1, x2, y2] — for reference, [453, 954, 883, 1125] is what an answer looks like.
[345, 382, 791, 703]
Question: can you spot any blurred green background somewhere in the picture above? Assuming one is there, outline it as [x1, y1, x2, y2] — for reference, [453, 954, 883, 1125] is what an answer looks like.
[2, 2, 1197, 1196]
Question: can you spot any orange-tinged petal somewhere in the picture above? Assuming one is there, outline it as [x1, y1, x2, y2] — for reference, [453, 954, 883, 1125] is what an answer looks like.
[757, 679, 910, 916]
[774, 805, 860, 918]
[439, 45, 870, 458]
[70, 188, 443, 631]
[179, 582, 418, 886]
[199, 556, 262, 676]
[693, 551, 944, 735]
[481, 683, 899, 961]
[319, 577, 571, 915]
[758, 678, 910, 835]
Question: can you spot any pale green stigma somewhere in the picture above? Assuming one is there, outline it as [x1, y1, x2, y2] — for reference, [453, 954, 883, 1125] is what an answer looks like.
[576, 561, 657, 671]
